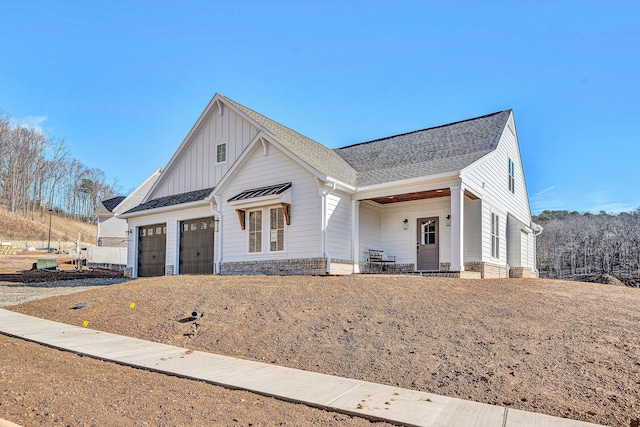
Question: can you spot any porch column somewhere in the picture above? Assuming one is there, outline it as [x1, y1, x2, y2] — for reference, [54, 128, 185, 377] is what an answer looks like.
[352, 200, 360, 273]
[450, 184, 465, 271]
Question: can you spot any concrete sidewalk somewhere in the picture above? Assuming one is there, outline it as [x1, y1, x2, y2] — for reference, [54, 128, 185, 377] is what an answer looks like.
[0, 309, 603, 427]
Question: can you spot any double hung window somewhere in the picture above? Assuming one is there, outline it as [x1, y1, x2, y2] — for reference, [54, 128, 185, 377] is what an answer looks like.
[247, 206, 285, 253]
[508, 158, 515, 194]
[491, 213, 500, 259]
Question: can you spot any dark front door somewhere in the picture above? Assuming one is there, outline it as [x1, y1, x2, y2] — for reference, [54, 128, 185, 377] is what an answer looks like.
[417, 217, 439, 270]
[179, 218, 215, 275]
[138, 224, 166, 277]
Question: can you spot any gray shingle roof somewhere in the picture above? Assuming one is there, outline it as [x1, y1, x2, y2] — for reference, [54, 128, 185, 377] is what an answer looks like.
[220, 95, 358, 185]
[96, 196, 126, 214]
[122, 188, 214, 215]
[334, 110, 511, 187]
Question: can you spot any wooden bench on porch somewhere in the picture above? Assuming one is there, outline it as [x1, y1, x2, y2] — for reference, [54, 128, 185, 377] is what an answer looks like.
[368, 249, 396, 271]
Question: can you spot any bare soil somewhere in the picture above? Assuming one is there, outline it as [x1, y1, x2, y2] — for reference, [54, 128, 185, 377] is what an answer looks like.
[2, 275, 640, 427]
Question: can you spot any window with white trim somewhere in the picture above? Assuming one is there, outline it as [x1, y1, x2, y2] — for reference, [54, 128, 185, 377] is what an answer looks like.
[216, 143, 227, 163]
[270, 207, 285, 251]
[508, 158, 515, 194]
[248, 210, 262, 253]
[491, 213, 500, 259]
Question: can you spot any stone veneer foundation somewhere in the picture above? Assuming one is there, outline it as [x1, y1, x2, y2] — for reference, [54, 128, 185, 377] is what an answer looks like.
[220, 258, 328, 275]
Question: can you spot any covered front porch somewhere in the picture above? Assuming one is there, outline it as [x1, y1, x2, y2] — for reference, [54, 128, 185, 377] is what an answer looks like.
[350, 180, 500, 278]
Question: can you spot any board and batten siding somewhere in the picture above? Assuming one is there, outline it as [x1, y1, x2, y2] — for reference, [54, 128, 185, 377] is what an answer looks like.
[152, 106, 260, 198]
[326, 190, 352, 261]
[219, 144, 322, 262]
[462, 113, 532, 264]
[126, 205, 214, 276]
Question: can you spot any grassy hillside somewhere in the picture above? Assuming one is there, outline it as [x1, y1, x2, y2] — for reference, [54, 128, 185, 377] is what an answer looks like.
[0, 206, 97, 249]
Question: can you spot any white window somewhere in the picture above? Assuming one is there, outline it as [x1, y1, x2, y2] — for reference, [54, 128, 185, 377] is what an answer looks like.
[508, 158, 515, 194]
[248, 210, 262, 253]
[491, 213, 500, 259]
[270, 207, 285, 251]
[216, 143, 227, 163]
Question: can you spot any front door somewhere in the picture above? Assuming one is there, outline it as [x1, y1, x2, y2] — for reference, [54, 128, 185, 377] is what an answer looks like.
[417, 217, 439, 270]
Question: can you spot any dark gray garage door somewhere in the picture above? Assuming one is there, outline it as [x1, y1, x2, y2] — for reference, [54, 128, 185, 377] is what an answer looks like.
[137, 224, 166, 277]
[179, 217, 215, 275]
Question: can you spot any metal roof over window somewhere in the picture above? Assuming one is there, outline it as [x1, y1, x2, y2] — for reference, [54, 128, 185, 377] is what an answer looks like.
[227, 182, 292, 203]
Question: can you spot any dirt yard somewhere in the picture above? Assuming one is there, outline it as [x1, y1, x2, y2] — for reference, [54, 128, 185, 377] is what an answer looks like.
[2, 275, 639, 426]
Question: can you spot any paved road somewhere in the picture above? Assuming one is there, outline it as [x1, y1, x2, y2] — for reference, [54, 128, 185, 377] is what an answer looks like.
[0, 278, 127, 307]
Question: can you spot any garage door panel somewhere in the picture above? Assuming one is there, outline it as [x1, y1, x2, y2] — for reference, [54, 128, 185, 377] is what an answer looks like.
[138, 223, 166, 277]
[180, 218, 215, 275]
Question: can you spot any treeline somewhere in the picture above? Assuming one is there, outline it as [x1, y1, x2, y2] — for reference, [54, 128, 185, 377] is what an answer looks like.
[0, 112, 118, 221]
[534, 209, 640, 279]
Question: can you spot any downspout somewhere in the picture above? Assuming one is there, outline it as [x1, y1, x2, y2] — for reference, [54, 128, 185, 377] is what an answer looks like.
[210, 196, 223, 274]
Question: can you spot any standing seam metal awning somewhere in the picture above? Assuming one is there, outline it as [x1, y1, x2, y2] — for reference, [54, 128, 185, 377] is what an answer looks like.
[227, 182, 292, 202]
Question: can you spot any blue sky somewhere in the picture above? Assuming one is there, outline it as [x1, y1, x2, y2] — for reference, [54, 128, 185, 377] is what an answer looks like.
[1, 0, 638, 214]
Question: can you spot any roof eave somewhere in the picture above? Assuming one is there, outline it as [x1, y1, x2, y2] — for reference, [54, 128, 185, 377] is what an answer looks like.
[355, 170, 461, 194]
[117, 200, 210, 219]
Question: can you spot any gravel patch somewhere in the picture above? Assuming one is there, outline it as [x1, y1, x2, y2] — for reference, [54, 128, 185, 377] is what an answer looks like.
[0, 278, 128, 307]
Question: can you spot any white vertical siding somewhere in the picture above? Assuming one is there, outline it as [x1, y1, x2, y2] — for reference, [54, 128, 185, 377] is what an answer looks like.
[219, 144, 322, 262]
[326, 190, 352, 260]
[152, 107, 259, 198]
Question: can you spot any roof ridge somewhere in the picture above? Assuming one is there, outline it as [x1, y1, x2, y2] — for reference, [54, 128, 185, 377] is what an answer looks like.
[337, 110, 511, 150]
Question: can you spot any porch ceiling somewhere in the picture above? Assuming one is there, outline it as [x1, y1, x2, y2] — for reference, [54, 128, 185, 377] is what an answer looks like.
[364, 188, 479, 204]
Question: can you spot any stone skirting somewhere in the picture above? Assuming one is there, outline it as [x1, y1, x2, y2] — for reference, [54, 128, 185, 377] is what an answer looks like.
[359, 262, 414, 274]
[440, 261, 509, 279]
[220, 258, 328, 275]
[509, 267, 539, 278]
[87, 262, 126, 271]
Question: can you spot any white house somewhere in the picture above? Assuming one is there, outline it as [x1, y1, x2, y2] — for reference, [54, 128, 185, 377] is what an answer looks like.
[119, 94, 541, 278]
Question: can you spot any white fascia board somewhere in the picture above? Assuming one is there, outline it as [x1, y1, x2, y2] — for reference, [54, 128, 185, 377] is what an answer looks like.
[117, 200, 209, 219]
[354, 171, 461, 200]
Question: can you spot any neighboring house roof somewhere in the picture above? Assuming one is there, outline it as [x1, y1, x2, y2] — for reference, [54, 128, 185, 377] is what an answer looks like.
[95, 196, 127, 215]
[220, 95, 358, 185]
[335, 110, 512, 187]
[122, 187, 214, 215]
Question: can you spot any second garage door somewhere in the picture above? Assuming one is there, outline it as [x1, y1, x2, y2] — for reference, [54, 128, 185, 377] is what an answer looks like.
[180, 217, 215, 275]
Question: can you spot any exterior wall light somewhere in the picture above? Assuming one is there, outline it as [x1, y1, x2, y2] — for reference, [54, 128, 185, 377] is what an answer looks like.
[402, 218, 409, 230]
[446, 215, 451, 226]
